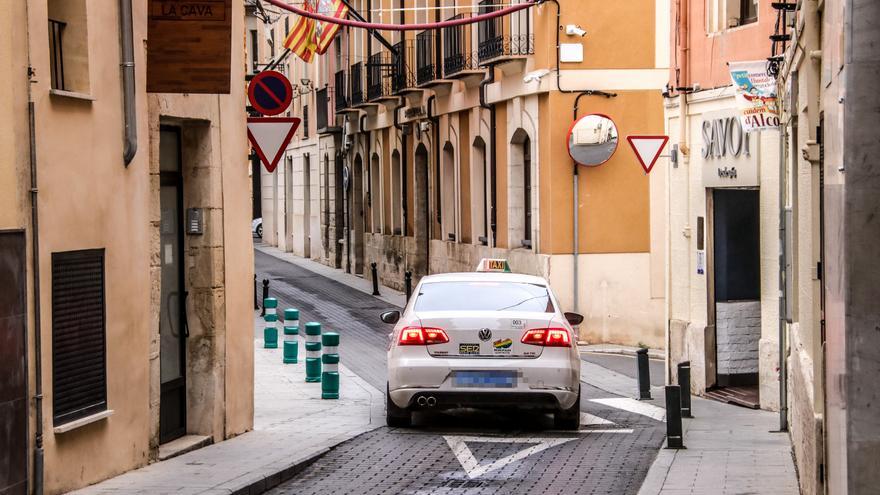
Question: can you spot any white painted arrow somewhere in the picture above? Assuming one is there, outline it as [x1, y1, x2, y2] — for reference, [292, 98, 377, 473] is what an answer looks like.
[444, 436, 576, 479]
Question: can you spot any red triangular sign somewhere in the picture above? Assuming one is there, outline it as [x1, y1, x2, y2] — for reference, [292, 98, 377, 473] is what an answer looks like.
[247, 117, 301, 173]
[626, 135, 669, 174]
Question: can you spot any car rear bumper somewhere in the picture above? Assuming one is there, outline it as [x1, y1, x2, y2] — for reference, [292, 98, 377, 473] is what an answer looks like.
[387, 349, 580, 410]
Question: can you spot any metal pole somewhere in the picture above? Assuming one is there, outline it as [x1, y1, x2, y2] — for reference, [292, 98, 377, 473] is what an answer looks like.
[261, 279, 270, 316]
[678, 361, 692, 418]
[404, 270, 412, 301]
[254, 274, 259, 310]
[665, 385, 685, 449]
[370, 262, 380, 296]
[637, 348, 652, 400]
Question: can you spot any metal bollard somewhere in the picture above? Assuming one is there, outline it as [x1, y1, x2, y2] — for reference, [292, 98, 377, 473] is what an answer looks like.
[304, 322, 322, 382]
[260, 279, 270, 316]
[664, 385, 685, 449]
[636, 348, 652, 400]
[678, 361, 693, 418]
[262, 298, 278, 349]
[321, 332, 340, 399]
[283, 309, 300, 364]
[370, 262, 380, 296]
[254, 274, 259, 310]
[404, 271, 412, 301]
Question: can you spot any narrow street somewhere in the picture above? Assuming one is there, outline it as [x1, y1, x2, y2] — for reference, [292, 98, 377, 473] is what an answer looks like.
[255, 248, 666, 495]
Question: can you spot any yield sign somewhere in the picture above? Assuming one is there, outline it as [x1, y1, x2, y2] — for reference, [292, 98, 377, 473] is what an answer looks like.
[626, 135, 669, 174]
[444, 435, 576, 479]
[247, 117, 300, 173]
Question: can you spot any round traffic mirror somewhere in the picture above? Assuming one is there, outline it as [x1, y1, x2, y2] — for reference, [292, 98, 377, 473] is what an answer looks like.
[567, 114, 619, 167]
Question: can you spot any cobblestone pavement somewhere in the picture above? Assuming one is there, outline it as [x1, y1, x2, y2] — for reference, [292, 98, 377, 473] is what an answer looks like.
[256, 249, 666, 495]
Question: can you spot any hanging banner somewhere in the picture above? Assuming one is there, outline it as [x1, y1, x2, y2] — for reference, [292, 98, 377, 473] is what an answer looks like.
[729, 60, 779, 131]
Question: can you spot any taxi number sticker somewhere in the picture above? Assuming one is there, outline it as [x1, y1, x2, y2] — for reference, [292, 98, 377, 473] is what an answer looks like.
[511, 319, 524, 329]
[459, 343, 480, 355]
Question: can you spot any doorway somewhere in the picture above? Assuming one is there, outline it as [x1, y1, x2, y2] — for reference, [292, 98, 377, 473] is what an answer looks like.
[710, 188, 761, 407]
[0, 231, 27, 495]
[352, 154, 365, 275]
[159, 128, 187, 443]
[414, 144, 429, 276]
[303, 154, 312, 259]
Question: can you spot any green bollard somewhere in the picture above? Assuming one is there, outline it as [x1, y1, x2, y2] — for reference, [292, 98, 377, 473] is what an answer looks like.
[263, 298, 278, 349]
[321, 332, 340, 399]
[283, 308, 300, 364]
[304, 322, 322, 382]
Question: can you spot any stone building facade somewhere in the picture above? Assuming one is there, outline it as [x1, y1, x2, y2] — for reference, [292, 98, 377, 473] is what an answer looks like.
[663, 0, 782, 410]
[0, 1, 253, 493]
[257, 0, 671, 349]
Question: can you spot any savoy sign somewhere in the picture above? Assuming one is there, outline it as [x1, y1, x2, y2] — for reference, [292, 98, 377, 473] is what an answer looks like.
[701, 110, 758, 188]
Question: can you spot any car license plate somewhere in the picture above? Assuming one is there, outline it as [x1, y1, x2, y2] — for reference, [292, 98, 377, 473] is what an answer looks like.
[459, 343, 480, 355]
[454, 371, 517, 388]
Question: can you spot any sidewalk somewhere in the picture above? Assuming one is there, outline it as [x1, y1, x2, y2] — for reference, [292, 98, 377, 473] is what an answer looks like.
[73, 314, 384, 495]
[637, 396, 799, 495]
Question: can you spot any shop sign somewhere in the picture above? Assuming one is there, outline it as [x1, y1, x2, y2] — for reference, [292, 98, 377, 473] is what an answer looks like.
[701, 110, 758, 188]
[729, 60, 780, 131]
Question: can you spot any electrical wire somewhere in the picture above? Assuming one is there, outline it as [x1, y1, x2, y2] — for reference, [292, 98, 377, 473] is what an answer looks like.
[262, 0, 536, 31]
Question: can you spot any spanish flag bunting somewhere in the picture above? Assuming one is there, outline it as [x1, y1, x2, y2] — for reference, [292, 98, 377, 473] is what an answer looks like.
[314, 0, 349, 55]
[283, 0, 317, 63]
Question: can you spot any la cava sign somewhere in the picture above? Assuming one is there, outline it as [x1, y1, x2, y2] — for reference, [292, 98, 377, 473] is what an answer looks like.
[701, 110, 758, 188]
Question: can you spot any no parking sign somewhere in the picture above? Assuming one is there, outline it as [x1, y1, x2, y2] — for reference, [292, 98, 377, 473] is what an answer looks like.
[248, 70, 293, 116]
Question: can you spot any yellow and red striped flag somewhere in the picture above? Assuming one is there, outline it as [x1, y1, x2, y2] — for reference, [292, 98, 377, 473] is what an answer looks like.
[314, 0, 349, 55]
[283, 0, 317, 63]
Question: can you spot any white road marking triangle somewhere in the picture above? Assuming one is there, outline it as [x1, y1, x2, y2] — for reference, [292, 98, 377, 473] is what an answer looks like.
[589, 398, 667, 422]
[580, 412, 614, 426]
[444, 435, 576, 479]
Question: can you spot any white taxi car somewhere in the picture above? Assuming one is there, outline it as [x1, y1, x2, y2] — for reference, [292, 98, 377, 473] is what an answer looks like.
[381, 259, 584, 429]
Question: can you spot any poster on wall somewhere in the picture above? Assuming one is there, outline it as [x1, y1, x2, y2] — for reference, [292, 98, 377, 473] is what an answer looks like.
[729, 60, 780, 131]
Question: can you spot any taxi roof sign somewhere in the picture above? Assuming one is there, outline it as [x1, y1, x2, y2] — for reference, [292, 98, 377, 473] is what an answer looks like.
[475, 258, 512, 273]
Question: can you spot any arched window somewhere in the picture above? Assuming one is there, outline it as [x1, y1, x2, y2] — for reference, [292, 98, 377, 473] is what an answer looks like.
[442, 142, 457, 241]
[371, 153, 381, 233]
[510, 129, 532, 248]
[472, 137, 488, 245]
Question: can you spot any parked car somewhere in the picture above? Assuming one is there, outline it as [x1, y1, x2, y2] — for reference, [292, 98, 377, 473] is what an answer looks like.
[252, 218, 262, 238]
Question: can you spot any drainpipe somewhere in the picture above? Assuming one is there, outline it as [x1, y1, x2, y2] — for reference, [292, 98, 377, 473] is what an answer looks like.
[394, 97, 408, 236]
[778, 121, 788, 431]
[120, 0, 137, 165]
[427, 94, 438, 271]
[479, 69, 496, 248]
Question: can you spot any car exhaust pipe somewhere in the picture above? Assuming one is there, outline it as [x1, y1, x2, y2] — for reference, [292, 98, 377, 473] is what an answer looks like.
[417, 396, 428, 407]
[426, 396, 437, 407]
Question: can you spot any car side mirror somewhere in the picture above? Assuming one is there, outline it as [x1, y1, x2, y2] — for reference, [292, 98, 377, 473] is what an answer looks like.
[564, 312, 584, 326]
[380, 310, 400, 324]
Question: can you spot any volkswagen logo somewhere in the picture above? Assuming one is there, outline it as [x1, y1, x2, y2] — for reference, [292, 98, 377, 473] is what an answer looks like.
[478, 328, 492, 341]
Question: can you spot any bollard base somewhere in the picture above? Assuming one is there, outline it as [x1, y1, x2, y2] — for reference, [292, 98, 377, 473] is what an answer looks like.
[321, 392, 339, 399]
[264, 343, 278, 349]
[305, 377, 322, 383]
[321, 371, 339, 399]
[665, 438, 686, 449]
[283, 357, 298, 364]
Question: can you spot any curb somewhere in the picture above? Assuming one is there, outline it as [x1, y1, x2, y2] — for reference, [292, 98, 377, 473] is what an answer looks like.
[229, 448, 328, 495]
[579, 345, 664, 360]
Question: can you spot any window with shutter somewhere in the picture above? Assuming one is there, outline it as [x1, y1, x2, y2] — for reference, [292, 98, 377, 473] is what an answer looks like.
[52, 249, 107, 425]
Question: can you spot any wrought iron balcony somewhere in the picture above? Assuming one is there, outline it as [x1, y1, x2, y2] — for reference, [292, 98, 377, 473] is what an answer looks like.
[416, 30, 440, 86]
[391, 40, 417, 93]
[334, 70, 348, 112]
[443, 14, 481, 78]
[367, 52, 394, 101]
[477, 0, 534, 65]
[350, 62, 365, 106]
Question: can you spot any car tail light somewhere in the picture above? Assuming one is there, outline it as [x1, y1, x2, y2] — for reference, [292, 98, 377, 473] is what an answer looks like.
[398, 327, 449, 346]
[521, 328, 571, 347]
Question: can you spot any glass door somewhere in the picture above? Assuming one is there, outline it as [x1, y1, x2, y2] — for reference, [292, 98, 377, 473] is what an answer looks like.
[159, 128, 186, 443]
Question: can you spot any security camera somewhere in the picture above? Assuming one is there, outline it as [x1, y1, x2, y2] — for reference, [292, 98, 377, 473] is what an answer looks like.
[565, 24, 587, 37]
[523, 69, 551, 84]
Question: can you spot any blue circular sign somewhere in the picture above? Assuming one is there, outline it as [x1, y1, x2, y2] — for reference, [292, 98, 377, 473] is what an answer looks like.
[248, 70, 293, 116]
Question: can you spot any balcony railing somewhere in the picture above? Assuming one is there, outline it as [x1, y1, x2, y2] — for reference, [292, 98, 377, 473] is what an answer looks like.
[443, 14, 480, 77]
[334, 70, 348, 112]
[391, 40, 416, 93]
[478, 0, 533, 64]
[367, 52, 393, 101]
[416, 30, 440, 85]
[350, 62, 364, 106]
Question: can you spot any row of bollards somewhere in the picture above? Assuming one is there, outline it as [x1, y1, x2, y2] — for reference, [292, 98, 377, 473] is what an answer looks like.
[636, 351, 692, 449]
[262, 297, 340, 400]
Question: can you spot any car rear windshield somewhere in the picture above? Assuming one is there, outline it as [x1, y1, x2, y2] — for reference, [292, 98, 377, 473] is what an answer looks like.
[414, 281, 555, 313]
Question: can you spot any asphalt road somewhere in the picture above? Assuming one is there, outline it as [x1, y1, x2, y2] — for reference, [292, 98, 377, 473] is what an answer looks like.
[256, 248, 665, 494]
